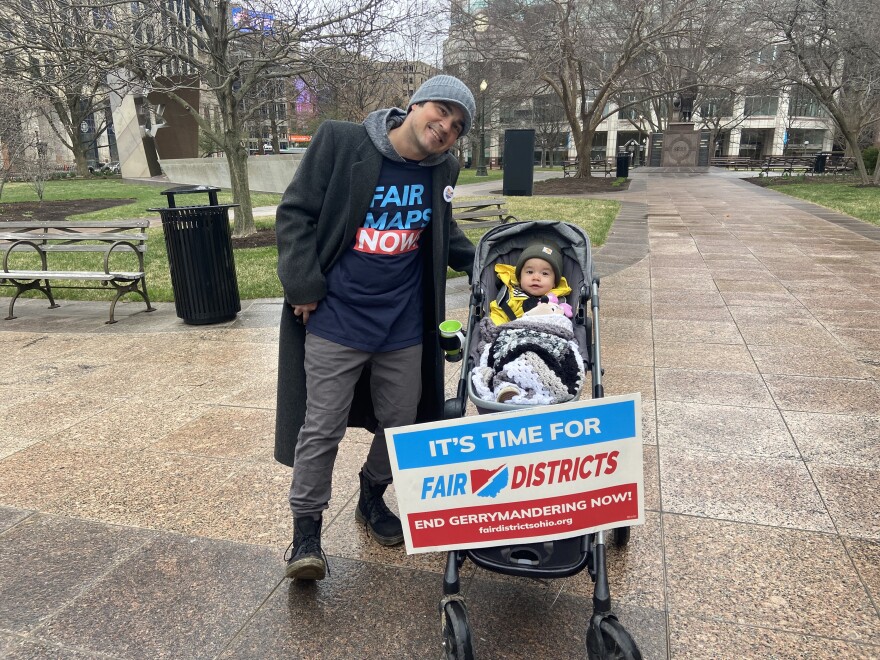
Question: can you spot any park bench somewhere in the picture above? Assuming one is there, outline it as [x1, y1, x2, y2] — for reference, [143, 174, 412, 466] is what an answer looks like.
[593, 158, 615, 177]
[825, 155, 856, 174]
[0, 220, 156, 324]
[710, 156, 758, 170]
[452, 198, 517, 229]
[563, 159, 615, 177]
[759, 155, 816, 176]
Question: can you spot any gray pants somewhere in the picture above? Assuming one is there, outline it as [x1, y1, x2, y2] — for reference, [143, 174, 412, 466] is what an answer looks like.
[288, 333, 422, 519]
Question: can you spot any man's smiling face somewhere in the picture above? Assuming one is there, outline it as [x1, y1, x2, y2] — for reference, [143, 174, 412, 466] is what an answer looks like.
[397, 100, 465, 160]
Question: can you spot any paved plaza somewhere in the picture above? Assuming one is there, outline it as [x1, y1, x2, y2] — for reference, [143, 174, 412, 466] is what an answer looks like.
[1, 169, 879, 658]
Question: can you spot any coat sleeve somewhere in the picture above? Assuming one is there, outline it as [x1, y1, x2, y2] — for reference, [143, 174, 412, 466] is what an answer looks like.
[275, 121, 336, 305]
[444, 164, 475, 279]
[448, 221, 475, 280]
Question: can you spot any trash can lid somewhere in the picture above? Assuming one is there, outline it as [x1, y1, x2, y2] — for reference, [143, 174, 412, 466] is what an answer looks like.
[161, 185, 221, 196]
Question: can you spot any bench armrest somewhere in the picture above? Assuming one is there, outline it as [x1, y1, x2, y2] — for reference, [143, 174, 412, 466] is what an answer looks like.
[3, 239, 47, 273]
[105, 240, 146, 275]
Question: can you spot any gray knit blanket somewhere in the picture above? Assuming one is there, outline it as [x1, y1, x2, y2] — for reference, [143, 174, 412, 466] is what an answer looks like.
[471, 314, 584, 405]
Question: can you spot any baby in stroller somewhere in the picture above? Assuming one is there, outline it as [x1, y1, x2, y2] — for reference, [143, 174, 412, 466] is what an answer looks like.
[471, 240, 585, 406]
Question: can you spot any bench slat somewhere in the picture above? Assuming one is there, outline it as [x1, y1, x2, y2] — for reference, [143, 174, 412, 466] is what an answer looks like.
[452, 197, 516, 229]
[452, 197, 516, 226]
[451, 198, 506, 208]
[453, 210, 509, 221]
[1, 270, 145, 280]
[2, 244, 146, 253]
[0, 233, 147, 241]
[0, 221, 149, 229]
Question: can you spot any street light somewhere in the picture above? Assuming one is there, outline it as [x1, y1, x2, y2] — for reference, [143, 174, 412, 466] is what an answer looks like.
[476, 79, 488, 177]
[637, 115, 644, 166]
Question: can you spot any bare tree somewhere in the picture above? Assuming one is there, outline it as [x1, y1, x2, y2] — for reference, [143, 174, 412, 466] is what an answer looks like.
[459, 0, 710, 177]
[0, 80, 42, 199]
[24, 140, 52, 201]
[754, 0, 880, 183]
[83, 0, 423, 236]
[1, 0, 122, 177]
[531, 92, 567, 167]
[308, 50, 399, 123]
[634, 10, 782, 157]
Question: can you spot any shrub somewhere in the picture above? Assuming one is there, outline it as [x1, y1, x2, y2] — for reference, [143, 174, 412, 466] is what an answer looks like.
[862, 146, 878, 174]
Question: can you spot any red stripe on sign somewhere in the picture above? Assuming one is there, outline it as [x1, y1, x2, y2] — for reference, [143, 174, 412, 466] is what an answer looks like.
[408, 483, 639, 549]
[354, 228, 421, 255]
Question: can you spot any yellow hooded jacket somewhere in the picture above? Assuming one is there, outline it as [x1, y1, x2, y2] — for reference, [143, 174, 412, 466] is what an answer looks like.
[489, 263, 572, 325]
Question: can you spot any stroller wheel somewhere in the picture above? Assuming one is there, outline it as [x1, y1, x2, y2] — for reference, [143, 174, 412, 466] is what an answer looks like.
[586, 614, 642, 660]
[612, 526, 631, 548]
[441, 598, 475, 660]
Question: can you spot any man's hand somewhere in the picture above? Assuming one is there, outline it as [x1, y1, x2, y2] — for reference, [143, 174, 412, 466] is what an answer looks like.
[292, 302, 318, 325]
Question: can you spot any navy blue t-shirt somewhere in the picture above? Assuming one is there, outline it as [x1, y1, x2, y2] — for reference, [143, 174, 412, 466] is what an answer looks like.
[307, 158, 433, 352]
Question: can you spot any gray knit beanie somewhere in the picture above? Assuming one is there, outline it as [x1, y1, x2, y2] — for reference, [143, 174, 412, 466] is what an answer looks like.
[408, 75, 476, 137]
[516, 241, 564, 286]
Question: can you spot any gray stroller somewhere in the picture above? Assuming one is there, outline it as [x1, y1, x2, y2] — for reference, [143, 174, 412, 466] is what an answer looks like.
[439, 221, 641, 660]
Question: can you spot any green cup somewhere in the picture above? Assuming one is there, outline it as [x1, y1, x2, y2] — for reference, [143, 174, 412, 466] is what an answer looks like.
[439, 319, 465, 359]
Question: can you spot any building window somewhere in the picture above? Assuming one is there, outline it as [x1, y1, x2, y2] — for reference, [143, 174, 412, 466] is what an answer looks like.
[788, 85, 826, 117]
[699, 90, 734, 118]
[751, 45, 778, 65]
[744, 96, 778, 117]
[785, 128, 825, 152]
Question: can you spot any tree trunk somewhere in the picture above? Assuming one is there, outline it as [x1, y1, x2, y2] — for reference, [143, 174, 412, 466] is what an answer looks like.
[53, 98, 94, 177]
[72, 145, 90, 177]
[58, 115, 92, 177]
[226, 141, 255, 237]
[574, 129, 595, 177]
[269, 105, 280, 153]
[842, 128, 870, 184]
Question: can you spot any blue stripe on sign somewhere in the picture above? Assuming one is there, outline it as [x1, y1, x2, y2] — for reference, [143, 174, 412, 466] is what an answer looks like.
[393, 399, 636, 470]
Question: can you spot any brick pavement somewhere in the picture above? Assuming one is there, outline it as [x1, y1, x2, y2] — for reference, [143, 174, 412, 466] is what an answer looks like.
[1, 169, 878, 658]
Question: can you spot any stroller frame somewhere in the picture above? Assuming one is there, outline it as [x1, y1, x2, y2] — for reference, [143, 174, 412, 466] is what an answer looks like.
[439, 221, 641, 660]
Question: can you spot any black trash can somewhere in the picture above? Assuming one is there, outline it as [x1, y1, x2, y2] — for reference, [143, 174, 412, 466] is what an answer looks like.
[813, 153, 828, 174]
[616, 153, 630, 178]
[151, 185, 241, 325]
[503, 129, 536, 196]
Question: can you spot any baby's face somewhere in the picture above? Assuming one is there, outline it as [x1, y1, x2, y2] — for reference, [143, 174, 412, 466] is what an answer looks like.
[519, 258, 555, 296]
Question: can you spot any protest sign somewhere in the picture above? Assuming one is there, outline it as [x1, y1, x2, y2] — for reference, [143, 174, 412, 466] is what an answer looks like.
[386, 393, 643, 554]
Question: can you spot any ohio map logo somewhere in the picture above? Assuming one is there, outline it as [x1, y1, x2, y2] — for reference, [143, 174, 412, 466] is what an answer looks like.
[470, 465, 509, 498]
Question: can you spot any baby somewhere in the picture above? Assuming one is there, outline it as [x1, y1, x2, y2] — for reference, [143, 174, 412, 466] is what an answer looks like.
[489, 240, 572, 325]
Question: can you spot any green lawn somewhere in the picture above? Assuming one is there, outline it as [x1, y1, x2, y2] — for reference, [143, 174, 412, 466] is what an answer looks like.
[455, 195, 617, 245]
[763, 178, 880, 226]
[0, 179, 282, 221]
[455, 166, 562, 186]
[456, 169, 504, 185]
[1, 178, 618, 302]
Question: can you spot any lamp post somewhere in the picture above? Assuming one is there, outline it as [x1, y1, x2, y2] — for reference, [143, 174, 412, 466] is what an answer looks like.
[637, 115, 644, 166]
[476, 79, 488, 177]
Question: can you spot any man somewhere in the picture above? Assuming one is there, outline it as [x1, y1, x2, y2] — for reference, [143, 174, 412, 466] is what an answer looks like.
[275, 76, 477, 580]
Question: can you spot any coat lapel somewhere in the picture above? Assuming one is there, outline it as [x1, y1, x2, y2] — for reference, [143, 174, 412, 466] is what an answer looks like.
[431, 160, 452, 319]
[349, 139, 383, 234]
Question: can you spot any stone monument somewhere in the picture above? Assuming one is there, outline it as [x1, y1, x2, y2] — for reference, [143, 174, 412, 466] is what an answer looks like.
[661, 82, 700, 167]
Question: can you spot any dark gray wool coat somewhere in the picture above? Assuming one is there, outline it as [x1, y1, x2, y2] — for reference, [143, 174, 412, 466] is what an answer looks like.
[274, 113, 475, 467]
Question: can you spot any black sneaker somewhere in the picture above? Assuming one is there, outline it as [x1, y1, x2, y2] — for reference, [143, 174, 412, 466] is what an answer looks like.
[355, 470, 404, 546]
[284, 516, 327, 580]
